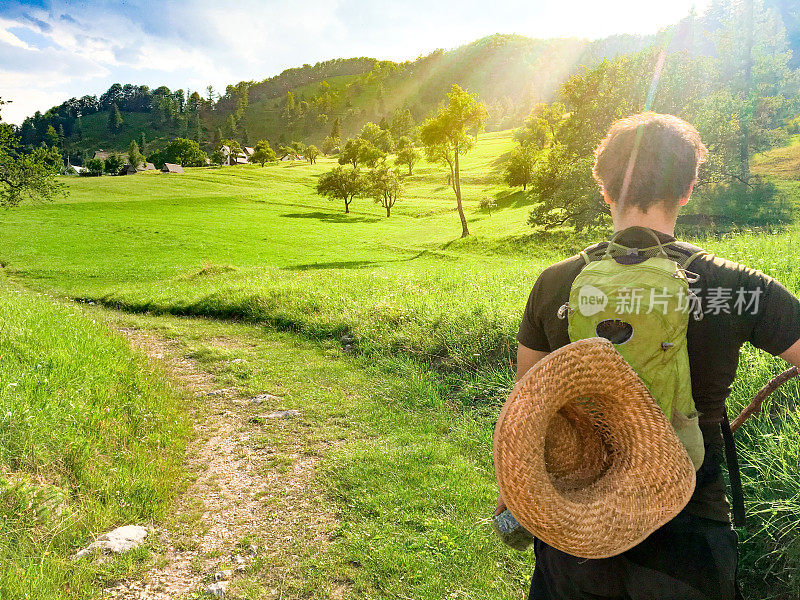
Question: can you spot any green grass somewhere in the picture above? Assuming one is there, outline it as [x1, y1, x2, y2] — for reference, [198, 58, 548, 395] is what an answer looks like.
[752, 134, 800, 180]
[3, 128, 800, 598]
[0, 279, 189, 599]
[104, 311, 531, 599]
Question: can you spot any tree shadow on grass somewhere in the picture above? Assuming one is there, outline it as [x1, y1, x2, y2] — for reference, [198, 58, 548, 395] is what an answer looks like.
[494, 189, 531, 209]
[474, 190, 531, 216]
[280, 211, 382, 224]
[284, 250, 444, 271]
[285, 260, 380, 271]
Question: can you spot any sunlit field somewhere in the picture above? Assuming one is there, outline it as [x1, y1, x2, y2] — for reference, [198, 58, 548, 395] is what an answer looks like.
[3, 130, 800, 598]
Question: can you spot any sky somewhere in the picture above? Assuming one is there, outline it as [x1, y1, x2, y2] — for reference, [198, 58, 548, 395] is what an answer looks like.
[0, 0, 711, 125]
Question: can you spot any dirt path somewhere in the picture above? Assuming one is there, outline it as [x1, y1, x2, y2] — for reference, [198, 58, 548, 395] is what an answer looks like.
[104, 326, 338, 599]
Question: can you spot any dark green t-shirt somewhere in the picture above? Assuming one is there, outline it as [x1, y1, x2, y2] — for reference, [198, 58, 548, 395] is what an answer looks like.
[517, 226, 800, 522]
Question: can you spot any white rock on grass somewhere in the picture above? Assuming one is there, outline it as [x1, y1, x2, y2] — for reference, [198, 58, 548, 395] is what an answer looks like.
[249, 410, 300, 424]
[213, 569, 232, 581]
[74, 525, 148, 559]
[264, 410, 300, 419]
[205, 581, 229, 597]
[251, 393, 282, 405]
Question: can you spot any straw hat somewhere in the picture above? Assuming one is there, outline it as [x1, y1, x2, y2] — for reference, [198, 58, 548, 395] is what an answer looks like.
[493, 337, 695, 559]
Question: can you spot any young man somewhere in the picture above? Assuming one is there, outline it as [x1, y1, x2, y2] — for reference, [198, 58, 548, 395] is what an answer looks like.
[498, 112, 800, 600]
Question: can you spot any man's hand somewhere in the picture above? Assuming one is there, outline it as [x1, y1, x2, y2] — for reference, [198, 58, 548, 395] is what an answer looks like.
[780, 338, 800, 369]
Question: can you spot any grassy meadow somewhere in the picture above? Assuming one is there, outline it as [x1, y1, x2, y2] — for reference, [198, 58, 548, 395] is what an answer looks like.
[2, 128, 800, 598]
[0, 279, 189, 599]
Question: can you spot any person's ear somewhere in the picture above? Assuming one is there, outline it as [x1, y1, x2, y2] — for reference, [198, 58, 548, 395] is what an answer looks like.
[602, 188, 614, 206]
[678, 180, 695, 207]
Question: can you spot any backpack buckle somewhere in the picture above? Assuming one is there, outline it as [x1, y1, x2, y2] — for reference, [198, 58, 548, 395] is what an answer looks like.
[557, 303, 574, 320]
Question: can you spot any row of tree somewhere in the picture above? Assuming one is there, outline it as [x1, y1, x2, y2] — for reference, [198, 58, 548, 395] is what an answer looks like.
[316, 84, 486, 234]
[317, 163, 405, 217]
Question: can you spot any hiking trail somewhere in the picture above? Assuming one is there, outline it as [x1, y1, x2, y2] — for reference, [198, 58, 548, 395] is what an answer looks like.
[102, 325, 341, 599]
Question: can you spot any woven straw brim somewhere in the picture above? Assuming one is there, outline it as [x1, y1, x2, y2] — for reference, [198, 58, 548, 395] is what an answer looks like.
[494, 337, 695, 559]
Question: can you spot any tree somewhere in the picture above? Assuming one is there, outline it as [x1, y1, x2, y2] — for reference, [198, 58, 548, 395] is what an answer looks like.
[479, 197, 497, 214]
[322, 135, 340, 155]
[316, 165, 363, 213]
[211, 148, 226, 165]
[156, 138, 208, 167]
[104, 153, 124, 174]
[45, 125, 60, 148]
[305, 145, 320, 164]
[225, 114, 237, 137]
[419, 84, 488, 238]
[85, 157, 104, 176]
[505, 145, 537, 190]
[390, 108, 415, 142]
[291, 141, 306, 158]
[338, 137, 385, 168]
[358, 141, 384, 167]
[0, 121, 65, 207]
[284, 91, 296, 119]
[189, 113, 202, 142]
[526, 143, 603, 230]
[108, 103, 123, 133]
[249, 140, 276, 166]
[128, 140, 144, 168]
[360, 121, 393, 152]
[139, 132, 147, 154]
[515, 103, 567, 148]
[338, 138, 362, 168]
[368, 163, 404, 217]
[329, 117, 341, 141]
[394, 136, 420, 175]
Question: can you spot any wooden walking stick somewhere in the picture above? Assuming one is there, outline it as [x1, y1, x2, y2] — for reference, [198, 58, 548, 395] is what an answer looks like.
[731, 366, 799, 433]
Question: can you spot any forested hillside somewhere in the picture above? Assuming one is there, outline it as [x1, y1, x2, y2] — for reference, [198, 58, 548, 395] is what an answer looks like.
[14, 0, 800, 166]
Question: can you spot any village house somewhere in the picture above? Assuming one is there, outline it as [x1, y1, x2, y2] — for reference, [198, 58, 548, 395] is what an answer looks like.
[62, 162, 87, 175]
[220, 145, 250, 165]
[93, 150, 129, 163]
[118, 161, 155, 175]
[161, 163, 184, 174]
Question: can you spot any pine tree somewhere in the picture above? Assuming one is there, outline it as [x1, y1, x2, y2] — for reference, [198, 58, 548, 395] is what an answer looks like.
[330, 117, 341, 140]
[108, 103, 123, 133]
[226, 114, 237, 136]
[128, 139, 144, 168]
[139, 132, 146, 154]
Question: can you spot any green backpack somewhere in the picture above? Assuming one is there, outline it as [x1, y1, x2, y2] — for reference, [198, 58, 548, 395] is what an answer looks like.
[559, 227, 706, 470]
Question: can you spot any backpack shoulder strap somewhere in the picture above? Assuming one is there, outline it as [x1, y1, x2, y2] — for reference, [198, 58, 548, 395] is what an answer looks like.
[579, 239, 712, 271]
[665, 241, 711, 271]
[579, 242, 608, 265]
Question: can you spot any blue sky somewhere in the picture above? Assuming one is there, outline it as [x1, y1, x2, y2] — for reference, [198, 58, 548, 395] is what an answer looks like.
[0, 0, 711, 125]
